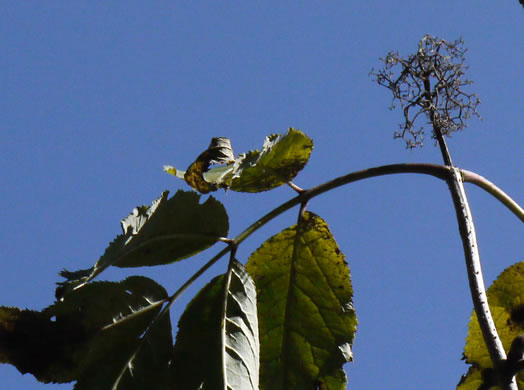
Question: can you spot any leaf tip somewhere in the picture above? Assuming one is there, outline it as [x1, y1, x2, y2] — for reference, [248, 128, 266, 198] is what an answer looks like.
[164, 165, 185, 179]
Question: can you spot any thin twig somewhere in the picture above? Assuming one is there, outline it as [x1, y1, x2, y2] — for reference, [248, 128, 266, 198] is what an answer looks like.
[234, 163, 451, 245]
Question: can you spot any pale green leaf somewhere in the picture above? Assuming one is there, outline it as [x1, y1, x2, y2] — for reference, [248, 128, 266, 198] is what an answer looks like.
[245, 212, 357, 390]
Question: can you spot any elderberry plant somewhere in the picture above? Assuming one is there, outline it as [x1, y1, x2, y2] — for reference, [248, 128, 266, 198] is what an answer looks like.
[0, 35, 522, 390]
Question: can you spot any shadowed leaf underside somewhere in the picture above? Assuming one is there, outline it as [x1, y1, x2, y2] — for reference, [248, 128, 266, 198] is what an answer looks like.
[0, 277, 171, 388]
[58, 190, 228, 293]
[171, 260, 259, 390]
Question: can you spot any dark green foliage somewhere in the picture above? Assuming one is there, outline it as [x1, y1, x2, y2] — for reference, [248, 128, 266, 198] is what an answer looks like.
[0, 277, 171, 388]
[58, 190, 229, 294]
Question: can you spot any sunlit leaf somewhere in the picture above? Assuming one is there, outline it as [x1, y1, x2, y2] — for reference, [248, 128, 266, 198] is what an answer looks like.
[58, 190, 229, 292]
[170, 260, 259, 390]
[0, 277, 171, 388]
[245, 212, 357, 390]
[228, 128, 313, 192]
[164, 128, 313, 193]
[458, 261, 524, 390]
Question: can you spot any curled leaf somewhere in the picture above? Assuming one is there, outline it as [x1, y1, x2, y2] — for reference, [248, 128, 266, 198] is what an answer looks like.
[165, 128, 313, 193]
[184, 137, 235, 194]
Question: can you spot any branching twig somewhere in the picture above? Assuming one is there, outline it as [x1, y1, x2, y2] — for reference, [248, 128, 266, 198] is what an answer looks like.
[372, 35, 517, 389]
[111, 162, 522, 388]
[461, 169, 524, 222]
[370, 35, 481, 149]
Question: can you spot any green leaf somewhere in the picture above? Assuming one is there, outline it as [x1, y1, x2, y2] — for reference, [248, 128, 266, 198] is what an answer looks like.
[59, 190, 229, 291]
[228, 128, 313, 192]
[245, 212, 357, 390]
[458, 261, 524, 390]
[164, 128, 313, 193]
[0, 277, 172, 388]
[68, 277, 172, 390]
[113, 190, 229, 267]
[170, 260, 259, 390]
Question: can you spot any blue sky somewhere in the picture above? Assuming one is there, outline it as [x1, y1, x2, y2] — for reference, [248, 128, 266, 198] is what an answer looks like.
[1, 2, 522, 389]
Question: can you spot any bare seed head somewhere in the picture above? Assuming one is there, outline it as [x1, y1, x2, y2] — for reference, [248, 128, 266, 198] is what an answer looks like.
[370, 35, 481, 148]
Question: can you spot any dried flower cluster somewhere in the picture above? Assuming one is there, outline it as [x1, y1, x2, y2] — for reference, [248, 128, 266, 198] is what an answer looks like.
[371, 35, 481, 148]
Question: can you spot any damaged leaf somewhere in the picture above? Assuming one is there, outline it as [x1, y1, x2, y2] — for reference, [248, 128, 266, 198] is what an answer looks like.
[184, 137, 235, 194]
[164, 128, 313, 193]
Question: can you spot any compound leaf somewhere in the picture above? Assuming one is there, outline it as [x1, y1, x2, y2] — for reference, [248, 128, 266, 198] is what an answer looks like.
[170, 260, 259, 390]
[245, 212, 357, 390]
[458, 261, 524, 390]
[164, 128, 313, 193]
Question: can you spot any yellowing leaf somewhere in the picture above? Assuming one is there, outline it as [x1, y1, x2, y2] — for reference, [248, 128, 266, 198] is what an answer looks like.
[458, 261, 524, 390]
[164, 128, 313, 193]
[246, 212, 357, 390]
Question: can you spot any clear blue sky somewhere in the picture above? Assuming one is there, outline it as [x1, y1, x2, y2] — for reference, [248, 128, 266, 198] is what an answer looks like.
[1, 2, 522, 389]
